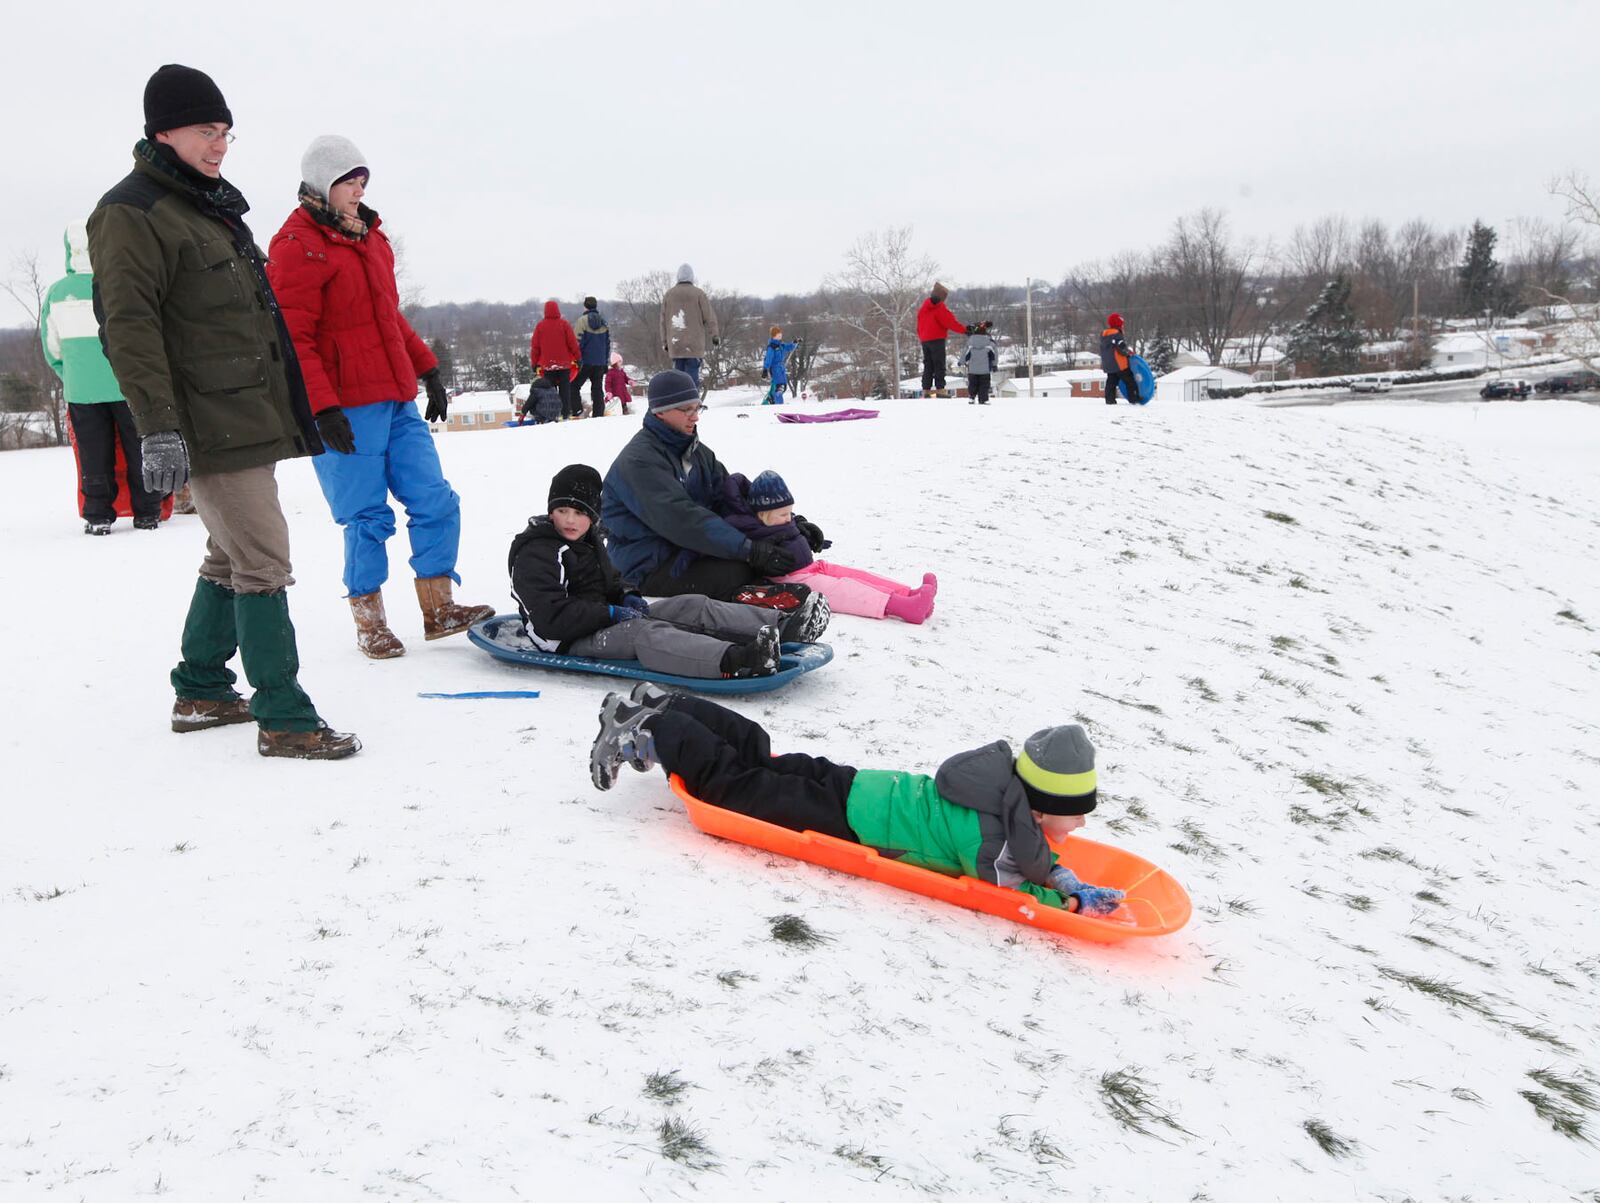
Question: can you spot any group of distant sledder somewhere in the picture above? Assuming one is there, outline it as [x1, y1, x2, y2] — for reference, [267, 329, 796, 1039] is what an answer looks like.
[64, 62, 1131, 919]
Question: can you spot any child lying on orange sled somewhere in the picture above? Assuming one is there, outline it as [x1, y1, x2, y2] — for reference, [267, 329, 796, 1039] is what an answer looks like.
[591, 687, 1125, 914]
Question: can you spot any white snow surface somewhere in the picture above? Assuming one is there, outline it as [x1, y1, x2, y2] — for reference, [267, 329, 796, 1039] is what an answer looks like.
[3, 397, 1599, 1200]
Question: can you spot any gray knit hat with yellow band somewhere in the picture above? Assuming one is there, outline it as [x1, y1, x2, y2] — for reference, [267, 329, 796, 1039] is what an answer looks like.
[1016, 725, 1097, 815]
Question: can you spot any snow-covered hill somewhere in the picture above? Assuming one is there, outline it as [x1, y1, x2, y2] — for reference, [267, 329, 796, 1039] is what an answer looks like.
[3, 397, 1597, 1200]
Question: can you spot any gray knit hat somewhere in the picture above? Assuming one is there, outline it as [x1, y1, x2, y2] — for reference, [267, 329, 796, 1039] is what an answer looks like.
[647, 369, 701, 412]
[300, 134, 369, 199]
[1016, 725, 1097, 815]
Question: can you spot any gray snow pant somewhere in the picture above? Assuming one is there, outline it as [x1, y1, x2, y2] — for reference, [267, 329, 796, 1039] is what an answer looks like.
[565, 594, 774, 678]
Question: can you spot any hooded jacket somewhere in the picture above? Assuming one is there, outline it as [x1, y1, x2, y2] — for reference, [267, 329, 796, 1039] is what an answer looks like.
[522, 375, 562, 421]
[601, 414, 751, 583]
[575, 307, 611, 366]
[761, 337, 797, 385]
[1099, 326, 1131, 373]
[916, 295, 966, 342]
[267, 205, 437, 414]
[659, 265, 719, 359]
[530, 300, 580, 371]
[718, 472, 813, 570]
[41, 225, 124, 405]
[508, 514, 629, 652]
[960, 331, 998, 376]
[843, 742, 1068, 909]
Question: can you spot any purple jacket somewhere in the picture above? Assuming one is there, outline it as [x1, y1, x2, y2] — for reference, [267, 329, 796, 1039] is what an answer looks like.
[720, 473, 814, 570]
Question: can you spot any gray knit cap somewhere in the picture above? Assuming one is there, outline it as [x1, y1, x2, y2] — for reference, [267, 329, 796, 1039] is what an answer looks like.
[1017, 725, 1097, 815]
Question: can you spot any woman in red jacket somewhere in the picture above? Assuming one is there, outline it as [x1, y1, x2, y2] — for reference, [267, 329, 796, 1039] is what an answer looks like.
[268, 135, 492, 659]
[915, 281, 969, 397]
[530, 299, 582, 418]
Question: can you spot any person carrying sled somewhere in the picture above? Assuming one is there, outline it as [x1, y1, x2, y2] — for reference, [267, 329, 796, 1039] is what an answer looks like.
[916, 282, 968, 397]
[760, 326, 800, 405]
[510, 465, 831, 681]
[1099, 312, 1140, 405]
[268, 134, 494, 661]
[589, 689, 1127, 916]
[721, 469, 939, 624]
[531, 299, 582, 419]
[573, 296, 610, 416]
[604, 353, 638, 416]
[87, 64, 358, 758]
[601, 370, 802, 602]
[960, 320, 998, 406]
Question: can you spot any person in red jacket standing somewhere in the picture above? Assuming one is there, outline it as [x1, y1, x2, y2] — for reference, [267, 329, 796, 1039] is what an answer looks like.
[268, 135, 493, 659]
[530, 299, 582, 419]
[915, 281, 969, 397]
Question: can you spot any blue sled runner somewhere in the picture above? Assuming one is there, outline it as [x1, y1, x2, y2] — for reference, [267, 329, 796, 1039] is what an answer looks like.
[467, 615, 833, 695]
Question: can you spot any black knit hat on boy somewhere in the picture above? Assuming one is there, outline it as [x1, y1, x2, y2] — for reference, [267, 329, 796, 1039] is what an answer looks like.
[1015, 725, 1098, 815]
[143, 64, 233, 138]
[646, 369, 701, 412]
[548, 464, 602, 523]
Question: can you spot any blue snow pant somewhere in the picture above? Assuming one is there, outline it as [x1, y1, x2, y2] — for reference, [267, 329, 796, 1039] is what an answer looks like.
[672, 357, 703, 387]
[311, 400, 463, 597]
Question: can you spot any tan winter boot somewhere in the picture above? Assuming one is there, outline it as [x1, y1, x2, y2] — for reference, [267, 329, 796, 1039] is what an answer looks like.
[258, 725, 362, 760]
[350, 591, 406, 659]
[171, 696, 253, 733]
[414, 576, 495, 640]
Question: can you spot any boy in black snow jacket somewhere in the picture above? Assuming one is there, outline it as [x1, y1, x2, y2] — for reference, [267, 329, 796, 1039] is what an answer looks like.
[509, 465, 832, 679]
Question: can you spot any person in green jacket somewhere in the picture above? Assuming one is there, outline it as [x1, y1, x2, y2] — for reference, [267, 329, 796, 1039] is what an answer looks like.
[41, 223, 165, 534]
[589, 687, 1126, 914]
[87, 63, 359, 761]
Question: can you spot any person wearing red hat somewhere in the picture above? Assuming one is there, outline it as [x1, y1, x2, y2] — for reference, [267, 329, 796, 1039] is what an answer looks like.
[1099, 313, 1140, 405]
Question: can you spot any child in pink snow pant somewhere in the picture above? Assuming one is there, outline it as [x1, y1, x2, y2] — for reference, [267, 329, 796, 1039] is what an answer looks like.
[777, 561, 939, 624]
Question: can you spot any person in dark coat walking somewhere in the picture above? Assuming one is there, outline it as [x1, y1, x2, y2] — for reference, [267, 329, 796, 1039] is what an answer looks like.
[601, 370, 797, 600]
[1099, 313, 1140, 405]
[573, 296, 611, 415]
[87, 64, 357, 759]
[916, 282, 968, 396]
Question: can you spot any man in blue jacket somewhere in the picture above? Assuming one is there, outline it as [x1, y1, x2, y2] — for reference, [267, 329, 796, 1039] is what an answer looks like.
[573, 296, 610, 415]
[602, 370, 797, 599]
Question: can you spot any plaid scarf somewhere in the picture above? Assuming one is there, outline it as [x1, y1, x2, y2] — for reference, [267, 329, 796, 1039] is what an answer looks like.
[297, 182, 369, 241]
[134, 138, 250, 221]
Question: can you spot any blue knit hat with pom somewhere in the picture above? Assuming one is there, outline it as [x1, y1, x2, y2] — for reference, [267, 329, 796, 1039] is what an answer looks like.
[748, 470, 793, 511]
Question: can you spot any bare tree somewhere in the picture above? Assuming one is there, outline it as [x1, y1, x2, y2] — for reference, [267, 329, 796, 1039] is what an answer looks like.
[1160, 208, 1257, 367]
[614, 269, 673, 372]
[2, 251, 67, 446]
[699, 287, 764, 394]
[1538, 173, 1600, 366]
[823, 226, 937, 391]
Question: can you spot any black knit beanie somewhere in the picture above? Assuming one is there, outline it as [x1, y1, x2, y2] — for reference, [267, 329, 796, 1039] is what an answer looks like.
[548, 464, 603, 522]
[143, 64, 233, 138]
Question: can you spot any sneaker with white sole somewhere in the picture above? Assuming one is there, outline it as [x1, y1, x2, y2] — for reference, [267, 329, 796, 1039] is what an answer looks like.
[591, 691, 659, 789]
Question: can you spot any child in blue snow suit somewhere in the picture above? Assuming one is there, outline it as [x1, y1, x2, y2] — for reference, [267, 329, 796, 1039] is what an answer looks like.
[961, 321, 998, 405]
[589, 688, 1127, 917]
[721, 470, 939, 624]
[509, 464, 832, 680]
[761, 326, 800, 405]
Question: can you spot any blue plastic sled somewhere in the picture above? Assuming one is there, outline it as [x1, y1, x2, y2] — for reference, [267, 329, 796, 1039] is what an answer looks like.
[1119, 354, 1156, 405]
[466, 615, 833, 695]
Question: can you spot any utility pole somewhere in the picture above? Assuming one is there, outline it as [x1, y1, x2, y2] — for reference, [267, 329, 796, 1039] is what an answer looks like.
[1412, 280, 1420, 367]
[1026, 278, 1036, 396]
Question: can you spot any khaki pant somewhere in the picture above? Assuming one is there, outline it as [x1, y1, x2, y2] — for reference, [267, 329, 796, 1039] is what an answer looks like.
[188, 464, 295, 595]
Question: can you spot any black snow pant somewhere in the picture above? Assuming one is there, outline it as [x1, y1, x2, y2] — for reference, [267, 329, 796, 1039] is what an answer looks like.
[648, 696, 860, 842]
[543, 368, 578, 418]
[1104, 368, 1139, 405]
[968, 373, 991, 404]
[71, 401, 164, 523]
[920, 339, 948, 393]
[573, 364, 606, 414]
[642, 555, 760, 602]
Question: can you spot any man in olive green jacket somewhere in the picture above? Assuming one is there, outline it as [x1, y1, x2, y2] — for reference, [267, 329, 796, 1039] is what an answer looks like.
[88, 63, 359, 760]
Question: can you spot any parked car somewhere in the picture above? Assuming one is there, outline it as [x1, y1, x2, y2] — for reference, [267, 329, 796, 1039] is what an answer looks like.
[1479, 379, 1532, 399]
[1350, 374, 1395, 394]
[1535, 371, 1600, 394]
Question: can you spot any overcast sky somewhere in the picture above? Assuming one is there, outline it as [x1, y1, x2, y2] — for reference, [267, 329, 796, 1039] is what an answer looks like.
[2, 0, 1596, 324]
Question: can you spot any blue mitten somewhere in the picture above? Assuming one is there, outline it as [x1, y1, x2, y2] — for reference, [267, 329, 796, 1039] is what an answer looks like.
[608, 605, 647, 624]
[1070, 885, 1126, 916]
[1046, 865, 1084, 896]
[621, 592, 651, 616]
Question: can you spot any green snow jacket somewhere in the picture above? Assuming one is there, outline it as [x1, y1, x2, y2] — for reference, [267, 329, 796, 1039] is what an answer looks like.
[86, 140, 322, 477]
[845, 742, 1069, 909]
[41, 225, 124, 405]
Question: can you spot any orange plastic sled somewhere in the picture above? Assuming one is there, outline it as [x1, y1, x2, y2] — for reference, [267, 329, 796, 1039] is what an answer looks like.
[670, 775, 1191, 943]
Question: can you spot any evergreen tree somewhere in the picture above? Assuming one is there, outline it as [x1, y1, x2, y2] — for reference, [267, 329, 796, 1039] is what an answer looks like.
[1145, 326, 1177, 375]
[1457, 220, 1510, 316]
[429, 337, 456, 390]
[1286, 275, 1363, 377]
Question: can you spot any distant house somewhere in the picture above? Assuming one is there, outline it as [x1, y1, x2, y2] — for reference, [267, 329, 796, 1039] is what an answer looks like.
[1155, 365, 1253, 401]
[898, 377, 971, 398]
[1431, 329, 1542, 370]
[997, 370, 1111, 399]
[435, 389, 517, 432]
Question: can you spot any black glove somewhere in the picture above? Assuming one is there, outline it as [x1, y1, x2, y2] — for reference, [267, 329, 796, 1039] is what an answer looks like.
[422, 369, 449, 423]
[316, 406, 357, 455]
[761, 367, 770, 380]
[748, 541, 796, 576]
[662, 343, 670, 354]
[712, 336, 721, 347]
[964, 324, 975, 335]
[794, 516, 831, 553]
[795, 336, 805, 344]
[140, 430, 189, 494]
